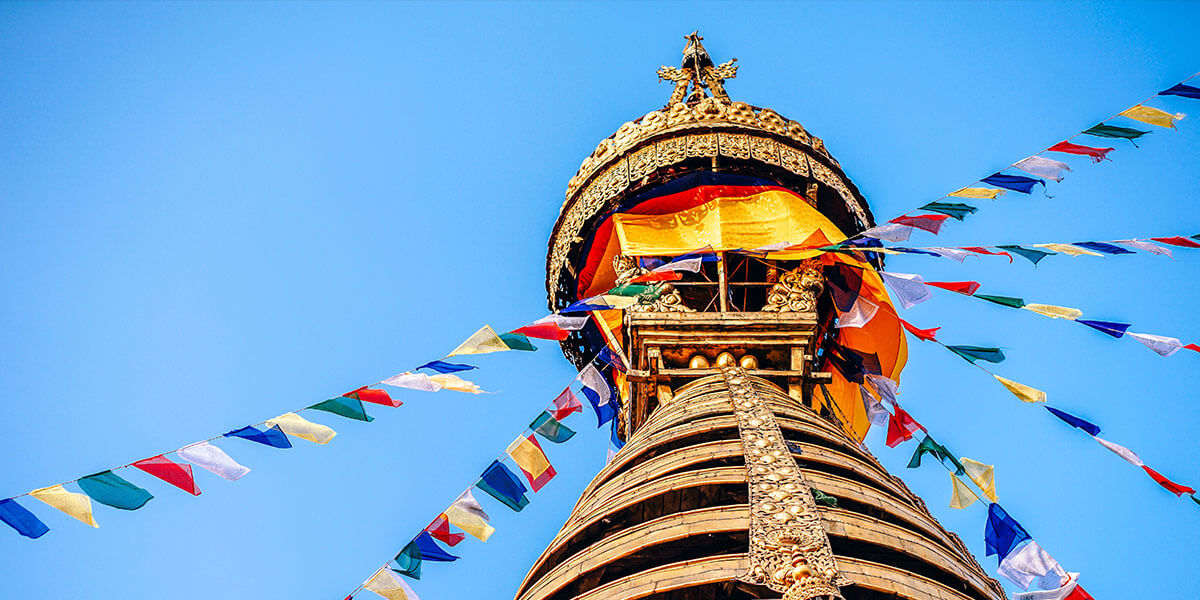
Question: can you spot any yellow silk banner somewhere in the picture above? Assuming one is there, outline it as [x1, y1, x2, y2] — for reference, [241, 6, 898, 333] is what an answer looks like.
[30, 484, 98, 527]
[1023, 303, 1083, 320]
[949, 187, 1006, 200]
[1119, 105, 1185, 128]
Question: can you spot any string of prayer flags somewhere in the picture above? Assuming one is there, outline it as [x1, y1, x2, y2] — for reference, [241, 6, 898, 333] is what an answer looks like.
[879, 272, 932, 308]
[1033, 243, 1101, 257]
[999, 541, 1068, 590]
[530, 411, 576, 444]
[907, 436, 965, 474]
[475, 461, 529, 512]
[551, 388, 583, 421]
[347, 387, 402, 408]
[309, 396, 374, 422]
[889, 214, 949, 234]
[424, 514, 464, 547]
[0, 498, 49, 539]
[981, 173, 1044, 194]
[416, 360, 477, 374]
[511, 315, 588, 341]
[177, 442, 251, 481]
[507, 435, 556, 492]
[946, 345, 1006, 364]
[1119, 105, 1185, 129]
[949, 474, 978, 510]
[266, 412, 336, 444]
[919, 202, 977, 220]
[899, 319, 940, 342]
[365, 569, 420, 600]
[997, 245, 1054, 266]
[30, 485, 97, 527]
[225, 424, 293, 449]
[949, 187, 1006, 200]
[994, 375, 1046, 403]
[1044, 406, 1101, 436]
[1076, 319, 1130, 338]
[926, 280, 981, 296]
[1048, 141, 1113, 163]
[580, 364, 617, 427]
[885, 406, 924, 448]
[132, 455, 201, 496]
[1160, 83, 1200, 99]
[961, 458, 998, 502]
[1015, 156, 1071, 183]
[1022, 304, 1082, 320]
[1083, 123, 1149, 146]
[443, 490, 494, 542]
[984, 503, 1030, 560]
[77, 471, 153, 511]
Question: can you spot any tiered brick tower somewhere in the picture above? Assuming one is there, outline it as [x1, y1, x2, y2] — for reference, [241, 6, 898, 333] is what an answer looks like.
[522, 34, 1007, 600]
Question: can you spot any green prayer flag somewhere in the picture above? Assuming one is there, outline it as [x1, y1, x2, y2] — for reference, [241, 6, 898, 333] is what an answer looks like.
[997, 245, 1054, 266]
[1084, 123, 1150, 146]
[391, 541, 421, 580]
[609, 283, 656, 297]
[919, 202, 977, 221]
[976, 294, 1026, 309]
[1191, 494, 1200, 508]
[77, 470, 154, 510]
[906, 436, 965, 475]
[946, 345, 1006, 364]
[811, 488, 838, 508]
[530, 411, 576, 443]
[498, 333, 537, 352]
[308, 396, 373, 422]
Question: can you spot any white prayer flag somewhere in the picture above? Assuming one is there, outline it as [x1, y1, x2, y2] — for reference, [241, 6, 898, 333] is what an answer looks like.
[1094, 436, 1143, 466]
[860, 386, 890, 427]
[1014, 573, 1080, 600]
[835, 297, 878, 329]
[866, 374, 899, 405]
[380, 372, 444, 392]
[926, 247, 971, 262]
[178, 442, 250, 481]
[860, 224, 913, 242]
[998, 541, 1068, 590]
[1115, 239, 1173, 258]
[1128, 332, 1183, 357]
[580, 364, 612, 408]
[1015, 156, 1072, 182]
[879, 272, 932, 309]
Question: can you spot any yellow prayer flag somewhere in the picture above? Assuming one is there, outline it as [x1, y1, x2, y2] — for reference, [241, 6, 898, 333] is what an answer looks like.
[507, 436, 551, 479]
[1023, 303, 1083, 320]
[1120, 105, 1185, 129]
[960, 458, 997, 502]
[444, 506, 495, 542]
[949, 187, 1006, 200]
[597, 295, 638, 309]
[30, 484, 98, 527]
[1034, 243, 1102, 257]
[364, 568, 418, 600]
[265, 412, 337, 444]
[428, 374, 484, 394]
[447, 325, 511, 357]
[994, 375, 1047, 403]
[949, 474, 978, 509]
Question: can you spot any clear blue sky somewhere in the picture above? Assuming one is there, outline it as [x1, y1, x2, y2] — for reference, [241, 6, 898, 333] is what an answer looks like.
[2, 2, 1198, 598]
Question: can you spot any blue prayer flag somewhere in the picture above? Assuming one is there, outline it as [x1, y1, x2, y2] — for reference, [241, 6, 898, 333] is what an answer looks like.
[1160, 83, 1200, 99]
[1074, 241, 1134, 255]
[610, 418, 626, 451]
[77, 471, 153, 511]
[1045, 406, 1101, 436]
[984, 503, 1031, 560]
[476, 461, 529, 512]
[225, 424, 292, 449]
[1077, 319, 1131, 339]
[0, 498, 49, 539]
[416, 360, 477, 374]
[981, 174, 1045, 194]
[997, 245, 1054, 266]
[581, 385, 617, 427]
[413, 532, 459, 562]
[597, 347, 626, 372]
[563, 299, 611, 313]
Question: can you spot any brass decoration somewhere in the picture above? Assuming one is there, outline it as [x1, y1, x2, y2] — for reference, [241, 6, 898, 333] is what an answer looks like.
[612, 255, 693, 313]
[720, 366, 846, 599]
[657, 32, 739, 104]
[763, 261, 825, 312]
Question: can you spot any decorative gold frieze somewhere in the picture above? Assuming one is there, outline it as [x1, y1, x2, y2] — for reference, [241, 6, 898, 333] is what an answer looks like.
[763, 261, 824, 313]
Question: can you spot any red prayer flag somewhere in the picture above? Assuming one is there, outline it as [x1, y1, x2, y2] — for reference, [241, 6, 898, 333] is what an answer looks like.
[1151, 236, 1200, 248]
[551, 388, 583, 420]
[889, 214, 950, 234]
[885, 407, 924, 448]
[346, 387, 402, 408]
[1064, 586, 1095, 600]
[794, 229, 835, 249]
[425, 513, 465, 547]
[630, 270, 683, 283]
[1142, 465, 1196, 496]
[512, 322, 572, 341]
[962, 247, 1013, 263]
[1048, 140, 1114, 163]
[926, 280, 981, 296]
[899, 319, 940, 342]
[1185, 343, 1200, 354]
[133, 455, 200, 496]
[529, 464, 557, 492]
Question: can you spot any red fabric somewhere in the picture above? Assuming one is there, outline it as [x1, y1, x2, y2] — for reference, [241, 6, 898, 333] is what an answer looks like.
[926, 280, 981, 296]
[1064, 586, 1095, 600]
[552, 388, 583, 420]
[133, 455, 200, 496]
[1151, 236, 1200, 248]
[899, 319, 940, 342]
[1048, 141, 1114, 163]
[792, 228, 835, 249]
[512, 323, 571, 341]
[888, 214, 950, 234]
[962, 246, 1013, 263]
[1142, 465, 1196, 496]
[347, 387, 401, 408]
[425, 514, 465, 547]
[1185, 343, 1200, 353]
[518, 436, 556, 492]
[885, 407, 923, 447]
[630, 270, 682, 283]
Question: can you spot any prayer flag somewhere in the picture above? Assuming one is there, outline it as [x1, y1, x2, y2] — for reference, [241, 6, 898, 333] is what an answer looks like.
[610, 418, 625, 451]
[836, 296, 878, 328]
[888, 247, 941, 257]
[976, 294, 1026, 308]
[1014, 573, 1081, 600]
[1142, 465, 1196, 496]
[265, 413, 336, 444]
[1119, 105, 1185, 128]
[998, 540, 1068, 590]
[961, 458, 998, 502]
[950, 474, 978, 509]
[981, 174, 1044, 194]
[1015, 156, 1071, 182]
[30, 485, 97, 527]
[1023, 304, 1083, 320]
[580, 364, 617, 427]
[1073, 241, 1133, 255]
[963, 247, 1013, 262]
[177, 442, 251, 481]
[1048, 141, 1113, 163]
[1034, 243, 1102, 257]
[507, 435, 556, 492]
[416, 360, 477, 374]
[225, 424, 292, 449]
[0, 498, 49, 539]
[428, 373, 484, 394]
[889, 214, 950, 234]
[1151, 235, 1200, 248]
[949, 187, 1006, 200]
[424, 514, 464, 547]
[926, 247, 972, 262]
[444, 490, 494, 542]
[563, 297, 613, 313]
[308, 396, 373, 422]
[1128, 332, 1183, 356]
[132, 455, 201, 496]
[984, 503, 1030, 559]
[498, 333, 537, 351]
[860, 224, 913, 242]
[1077, 319, 1130, 338]
[1114, 239, 1172, 258]
[346, 387, 402, 408]
[1065, 585, 1096, 600]
[926, 280, 981, 296]
[77, 471, 153, 510]
[1094, 436, 1143, 466]
[899, 319, 939, 342]
[907, 436, 965, 474]
[380, 372, 443, 392]
[994, 375, 1046, 403]
[365, 568, 420, 600]
[997, 245, 1054, 266]
[860, 386, 890, 427]
[1044, 406, 1100, 436]
[885, 407, 923, 448]
[629, 270, 682, 283]
[392, 541, 422, 580]
[476, 461, 529, 512]
[531, 411, 576, 443]
[512, 315, 588, 341]
[607, 283, 656, 298]
[551, 388, 583, 420]
[947, 345, 1006, 364]
[1160, 83, 1200, 99]
[919, 202, 977, 221]
[880, 272, 932, 309]
[866, 374, 899, 405]
[447, 325, 511, 356]
[1083, 123, 1149, 146]
[413, 531, 458, 562]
